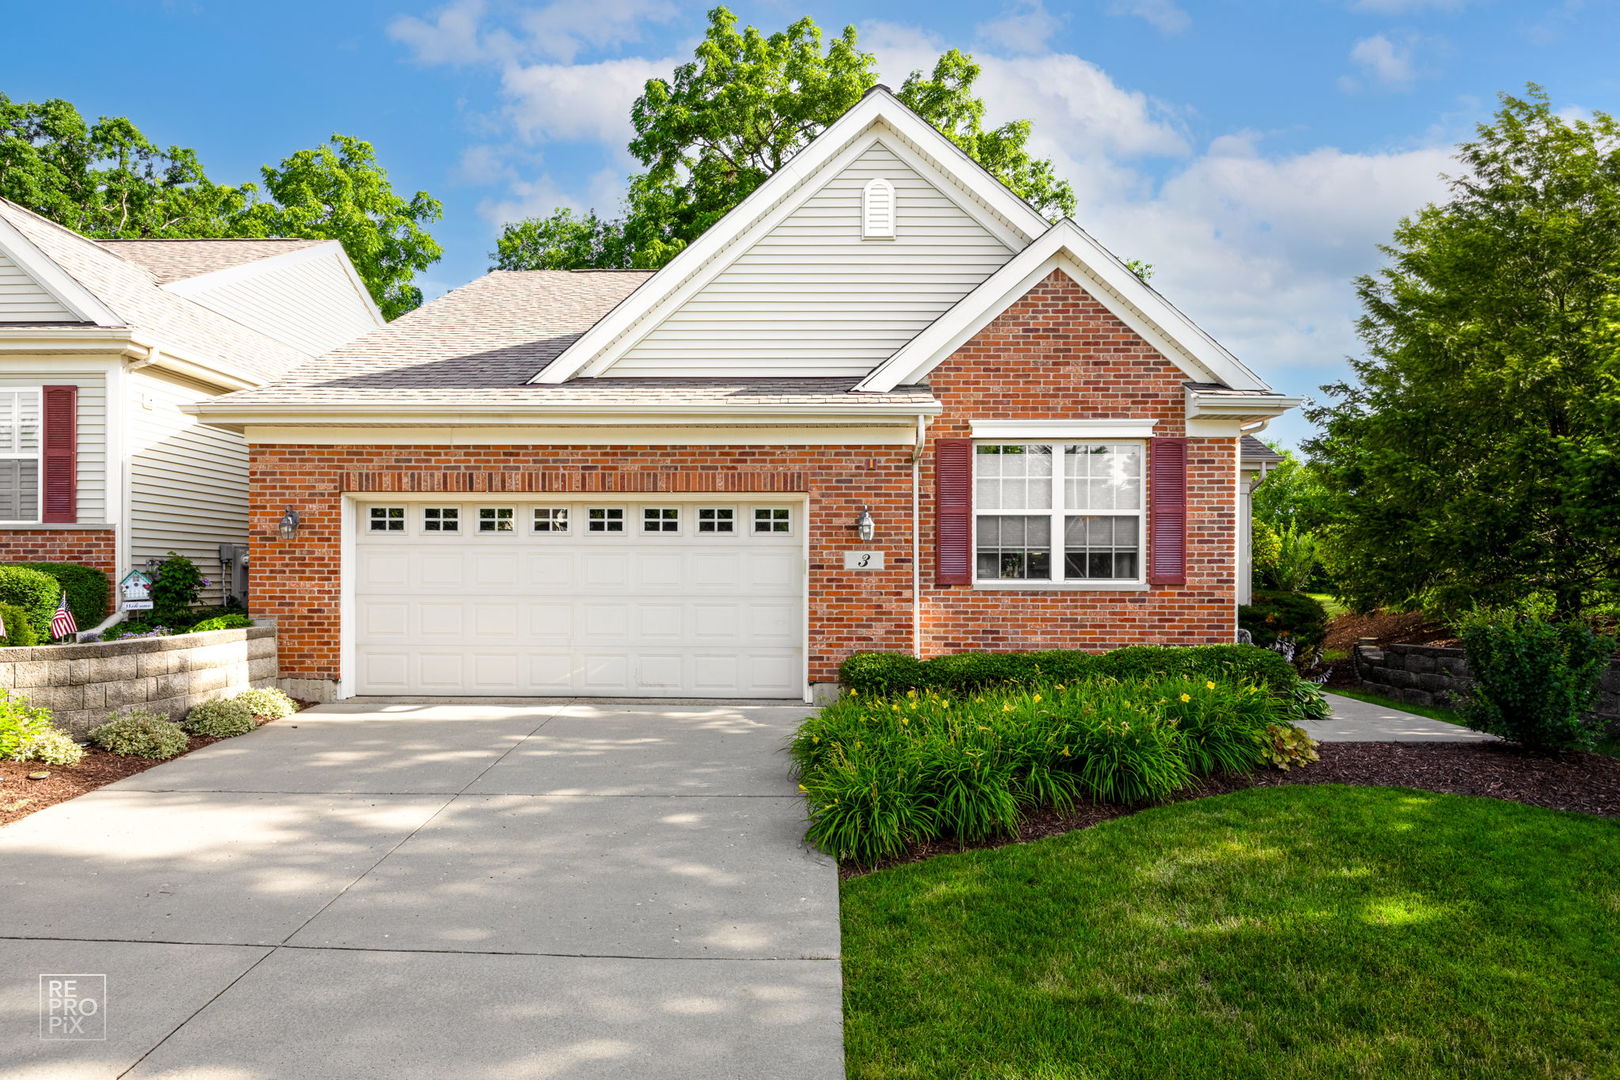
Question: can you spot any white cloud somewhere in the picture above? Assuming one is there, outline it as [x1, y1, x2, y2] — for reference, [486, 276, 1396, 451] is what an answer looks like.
[975, 1, 1064, 55]
[1106, 0, 1192, 34]
[1339, 33, 1419, 92]
[500, 54, 672, 145]
[389, 0, 515, 66]
[390, 0, 676, 66]
[517, 0, 679, 63]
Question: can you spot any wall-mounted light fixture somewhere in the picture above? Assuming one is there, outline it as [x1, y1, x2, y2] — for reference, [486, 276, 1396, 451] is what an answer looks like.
[278, 507, 302, 540]
[851, 508, 876, 542]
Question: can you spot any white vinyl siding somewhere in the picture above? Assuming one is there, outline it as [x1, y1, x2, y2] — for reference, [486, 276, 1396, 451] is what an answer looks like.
[127, 369, 248, 603]
[179, 250, 377, 355]
[608, 139, 1017, 378]
[0, 363, 108, 523]
[0, 248, 77, 322]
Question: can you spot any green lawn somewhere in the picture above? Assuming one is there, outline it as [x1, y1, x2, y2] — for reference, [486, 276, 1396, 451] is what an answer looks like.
[842, 786, 1620, 1080]
[1306, 592, 1349, 619]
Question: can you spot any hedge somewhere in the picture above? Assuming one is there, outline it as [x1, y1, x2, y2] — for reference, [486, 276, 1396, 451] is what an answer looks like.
[0, 566, 63, 640]
[11, 562, 109, 630]
[0, 602, 41, 646]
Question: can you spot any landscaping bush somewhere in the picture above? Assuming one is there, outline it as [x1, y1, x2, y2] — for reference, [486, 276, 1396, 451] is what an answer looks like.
[1261, 723, 1321, 770]
[0, 689, 85, 766]
[12, 562, 108, 629]
[188, 614, 253, 633]
[1238, 590, 1329, 671]
[89, 710, 189, 759]
[0, 602, 41, 646]
[183, 698, 256, 738]
[233, 687, 297, 720]
[794, 675, 1299, 864]
[1459, 611, 1616, 751]
[840, 643, 1330, 724]
[0, 565, 63, 640]
[150, 552, 208, 624]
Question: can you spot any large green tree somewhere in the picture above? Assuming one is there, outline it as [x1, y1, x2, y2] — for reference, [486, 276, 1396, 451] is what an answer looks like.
[494, 7, 1077, 271]
[1306, 87, 1620, 621]
[0, 94, 440, 318]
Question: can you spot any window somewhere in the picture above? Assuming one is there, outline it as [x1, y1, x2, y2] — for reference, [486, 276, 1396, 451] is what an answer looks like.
[368, 506, 405, 533]
[862, 177, 896, 239]
[975, 442, 1143, 583]
[478, 507, 515, 533]
[753, 507, 791, 534]
[588, 507, 624, 533]
[0, 389, 41, 523]
[697, 507, 735, 534]
[532, 507, 568, 533]
[642, 507, 680, 533]
[423, 507, 459, 533]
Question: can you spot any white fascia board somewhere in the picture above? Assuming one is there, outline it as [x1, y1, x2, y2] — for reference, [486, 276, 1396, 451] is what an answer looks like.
[858, 220, 1273, 394]
[971, 419, 1159, 440]
[0, 215, 123, 326]
[164, 241, 385, 328]
[0, 327, 145, 355]
[1184, 386, 1302, 419]
[533, 87, 1051, 385]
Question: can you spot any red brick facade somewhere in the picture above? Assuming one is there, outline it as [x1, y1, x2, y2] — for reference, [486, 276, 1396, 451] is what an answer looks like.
[0, 527, 117, 580]
[248, 270, 1239, 691]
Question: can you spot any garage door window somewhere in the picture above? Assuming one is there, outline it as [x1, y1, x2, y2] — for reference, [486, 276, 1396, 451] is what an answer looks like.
[588, 507, 625, 533]
[423, 507, 459, 532]
[643, 507, 680, 534]
[697, 507, 735, 534]
[754, 507, 791, 534]
[368, 506, 405, 532]
[533, 507, 568, 533]
[478, 507, 515, 533]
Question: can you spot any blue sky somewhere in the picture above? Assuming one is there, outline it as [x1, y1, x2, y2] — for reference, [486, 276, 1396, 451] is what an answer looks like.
[10, 0, 1617, 446]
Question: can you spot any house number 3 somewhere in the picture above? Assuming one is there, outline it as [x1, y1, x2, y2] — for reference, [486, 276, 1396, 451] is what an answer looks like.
[843, 550, 885, 570]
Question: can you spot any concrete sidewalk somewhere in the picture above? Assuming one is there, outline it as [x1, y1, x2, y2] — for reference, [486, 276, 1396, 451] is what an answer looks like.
[1306, 691, 1496, 742]
[0, 701, 842, 1079]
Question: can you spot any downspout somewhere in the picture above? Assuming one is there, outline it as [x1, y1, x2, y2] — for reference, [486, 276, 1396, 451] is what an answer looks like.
[912, 413, 927, 659]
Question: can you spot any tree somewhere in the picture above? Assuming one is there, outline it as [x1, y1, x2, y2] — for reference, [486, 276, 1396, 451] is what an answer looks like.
[234, 135, 443, 319]
[1306, 86, 1620, 621]
[0, 95, 441, 318]
[1250, 446, 1330, 533]
[493, 7, 1077, 270]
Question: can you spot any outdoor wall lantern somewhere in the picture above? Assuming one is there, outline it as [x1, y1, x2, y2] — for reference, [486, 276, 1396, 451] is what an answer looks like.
[278, 507, 302, 540]
[852, 508, 876, 542]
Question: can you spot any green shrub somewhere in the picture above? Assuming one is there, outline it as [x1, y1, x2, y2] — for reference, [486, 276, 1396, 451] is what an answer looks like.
[150, 552, 207, 624]
[0, 565, 62, 640]
[0, 689, 84, 765]
[183, 698, 256, 738]
[89, 710, 190, 759]
[1459, 612, 1616, 751]
[188, 614, 253, 633]
[0, 602, 41, 646]
[11, 562, 108, 629]
[794, 675, 1295, 864]
[233, 687, 297, 719]
[1239, 590, 1329, 670]
[1261, 724, 1321, 770]
[838, 652, 924, 697]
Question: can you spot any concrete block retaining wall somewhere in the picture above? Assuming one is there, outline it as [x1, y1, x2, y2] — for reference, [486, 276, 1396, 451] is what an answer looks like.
[0, 624, 277, 737]
[1354, 642, 1620, 721]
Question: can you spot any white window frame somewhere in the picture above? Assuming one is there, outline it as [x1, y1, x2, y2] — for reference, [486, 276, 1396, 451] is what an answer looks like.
[642, 506, 681, 534]
[587, 507, 626, 534]
[368, 506, 406, 533]
[532, 507, 569, 534]
[423, 506, 460, 533]
[696, 506, 736, 535]
[753, 506, 793, 535]
[0, 388, 43, 525]
[477, 506, 515, 533]
[972, 441, 1148, 590]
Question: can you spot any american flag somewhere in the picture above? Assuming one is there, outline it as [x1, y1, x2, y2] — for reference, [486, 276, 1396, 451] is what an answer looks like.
[49, 591, 77, 640]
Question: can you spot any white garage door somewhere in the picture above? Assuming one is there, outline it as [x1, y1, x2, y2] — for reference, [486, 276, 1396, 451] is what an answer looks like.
[353, 499, 804, 698]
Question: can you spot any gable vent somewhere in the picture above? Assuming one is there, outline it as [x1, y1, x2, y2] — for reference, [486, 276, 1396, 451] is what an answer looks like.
[862, 178, 896, 239]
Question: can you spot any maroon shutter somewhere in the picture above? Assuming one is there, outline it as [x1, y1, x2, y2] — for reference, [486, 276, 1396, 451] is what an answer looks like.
[1147, 437, 1186, 585]
[935, 438, 973, 585]
[41, 385, 77, 524]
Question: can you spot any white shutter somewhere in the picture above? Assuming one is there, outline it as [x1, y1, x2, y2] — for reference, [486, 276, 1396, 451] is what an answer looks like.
[862, 178, 896, 239]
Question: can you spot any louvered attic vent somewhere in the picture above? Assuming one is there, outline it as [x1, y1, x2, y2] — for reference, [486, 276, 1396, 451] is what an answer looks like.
[862, 178, 896, 239]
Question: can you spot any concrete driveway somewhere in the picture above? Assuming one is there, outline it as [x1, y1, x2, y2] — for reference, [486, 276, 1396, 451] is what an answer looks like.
[0, 701, 842, 1079]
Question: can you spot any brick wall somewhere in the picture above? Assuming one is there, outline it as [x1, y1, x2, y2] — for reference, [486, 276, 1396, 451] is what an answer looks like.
[0, 529, 118, 618]
[919, 270, 1238, 654]
[248, 270, 1241, 691]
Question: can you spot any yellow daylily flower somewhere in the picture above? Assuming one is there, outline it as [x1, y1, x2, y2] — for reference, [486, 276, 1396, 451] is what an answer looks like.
[1205, 680, 1216, 690]
[1033, 694, 1043, 704]
[1179, 693, 1191, 702]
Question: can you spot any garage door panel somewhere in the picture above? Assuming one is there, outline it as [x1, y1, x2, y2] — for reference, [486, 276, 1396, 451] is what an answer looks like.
[356, 500, 803, 698]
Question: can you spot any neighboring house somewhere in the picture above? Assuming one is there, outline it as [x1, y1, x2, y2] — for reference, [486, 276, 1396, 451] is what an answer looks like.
[193, 87, 1299, 704]
[0, 197, 382, 615]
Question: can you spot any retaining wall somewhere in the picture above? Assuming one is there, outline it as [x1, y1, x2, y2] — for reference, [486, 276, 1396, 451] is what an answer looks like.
[0, 624, 277, 737]
[1354, 642, 1620, 721]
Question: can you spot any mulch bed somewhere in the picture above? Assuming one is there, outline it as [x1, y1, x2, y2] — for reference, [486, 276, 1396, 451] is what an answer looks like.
[1324, 609, 1458, 654]
[0, 735, 220, 827]
[843, 740, 1620, 877]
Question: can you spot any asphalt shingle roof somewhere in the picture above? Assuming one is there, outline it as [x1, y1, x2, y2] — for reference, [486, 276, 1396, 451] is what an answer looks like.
[1241, 434, 1285, 463]
[99, 237, 329, 284]
[0, 198, 315, 383]
[210, 270, 940, 410]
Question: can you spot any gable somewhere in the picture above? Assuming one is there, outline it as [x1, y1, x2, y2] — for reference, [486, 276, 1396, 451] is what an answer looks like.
[602, 137, 1019, 379]
[171, 247, 383, 355]
[0, 247, 78, 322]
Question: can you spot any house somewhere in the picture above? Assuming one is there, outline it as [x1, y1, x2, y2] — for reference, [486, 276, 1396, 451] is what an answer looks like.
[0, 198, 383, 616]
[192, 87, 1299, 704]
